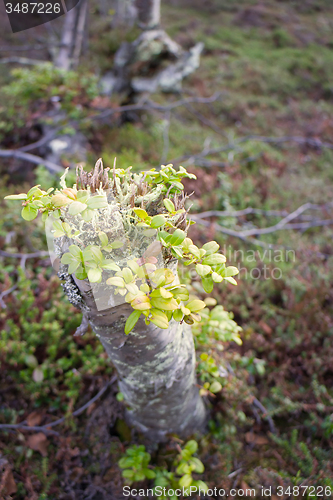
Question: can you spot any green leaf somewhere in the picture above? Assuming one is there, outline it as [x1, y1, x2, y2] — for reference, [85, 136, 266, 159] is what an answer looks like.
[150, 215, 166, 228]
[87, 194, 108, 209]
[223, 266, 239, 277]
[76, 190, 89, 203]
[143, 468, 156, 479]
[163, 198, 175, 212]
[88, 268, 102, 283]
[150, 309, 169, 329]
[68, 245, 81, 258]
[24, 354, 38, 368]
[133, 208, 148, 220]
[127, 260, 141, 274]
[150, 297, 179, 311]
[179, 474, 192, 488]
[196, 264, 211, 277]
[61, 253, 76, 265]
[21, 205, 38, 221]
[116, 392, 124, 402]
[171, 246, 183, 259]
[27, 185, 43, 198]
[122, 469, 134, 479]
[106, 276, 125, 288]
[68, 261, 80, 274]
[188, 244, 201, 259]
[224, 276, 237, 285]
[68, 201, 87, 215]
[122, 267, 133, 284]
[173, 308, 183, 322]
[212, 272, 223, 283]
[202, 254, 226, 266]
[186, 300, 206, 312]
[125, 310, 141, 334]
[5, 193, 27, 200]
[185, 440, 198, 454]
[169, 180, 184, 191]
[202, 240, 219, 255]
[110, 240, 124, 249]
[80, 209, 94, 222]
[202, 276, 214, 293]
[209, 381, 222, 393]
[159, 287, 173, 299]
[125, 311, 141, 335]
[170, 228, 186, 245]
[131, 295, 151, 311]
[101, 261, 121, 271]
[90, 246, 104, 264]
[170, 286, 189, 301]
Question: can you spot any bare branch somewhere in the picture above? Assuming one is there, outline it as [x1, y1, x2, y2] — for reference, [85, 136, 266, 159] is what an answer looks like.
[0, 57, 47, 65]
[90, 93, 222, 121]
[18, 127, 62, 153]
[0, 250, 50, 308]
[0, 149, 63, 174]
[192, 201, 333, 250]
[0, 375, 117, 435]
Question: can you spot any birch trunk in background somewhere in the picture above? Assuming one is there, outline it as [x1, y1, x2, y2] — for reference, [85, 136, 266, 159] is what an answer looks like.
[135, 0, 160, 29]
[55, 8, 77, 70]
[55, 0, 88, 70]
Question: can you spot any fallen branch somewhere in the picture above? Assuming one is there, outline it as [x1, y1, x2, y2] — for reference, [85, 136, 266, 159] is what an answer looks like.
[0, 57, 47, 65]
[18, 127, 62, 153]
[89, 92, 222, 121]
[171, 134, 333, 165]
[192, 202, 333, 240]
[0, 375, 117, 436]
[0, 149, 63, 174]
[0, 250, 50, 308]
[252, 397, 276, 434]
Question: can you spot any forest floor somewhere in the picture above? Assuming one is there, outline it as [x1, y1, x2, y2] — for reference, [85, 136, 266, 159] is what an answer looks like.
[1, 0, 333, 498]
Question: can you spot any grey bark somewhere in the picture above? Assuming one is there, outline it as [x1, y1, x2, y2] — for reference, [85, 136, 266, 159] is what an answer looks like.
[55, 8, 77, 70]
[55, 1, 88, 70]
[66, 269, 207, 441]
[113, 0, 138, 27]
[135, 0, 160, 29]
[72, 0, 89, 68]
[53, 242, 206, 440]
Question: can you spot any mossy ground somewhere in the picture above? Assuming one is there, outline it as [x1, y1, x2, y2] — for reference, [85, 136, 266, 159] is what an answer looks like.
[1, 0, 333, 497]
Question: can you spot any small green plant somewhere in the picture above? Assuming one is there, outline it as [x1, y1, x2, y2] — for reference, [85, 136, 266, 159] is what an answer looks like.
[0, 64, 99, 139]
[173, 440, 208, 492]
[118, 445, 156, 484]
[118, 440, 208, 495]
[193, 303, 242, 347]
[197, 352, 224, 395]
[5, 161, 239, 335]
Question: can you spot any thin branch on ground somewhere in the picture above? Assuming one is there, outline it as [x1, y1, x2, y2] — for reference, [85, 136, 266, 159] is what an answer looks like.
[0, 57, 48, 65]
[252, 397, 276, 434]
[194, 202, 333, 222]
[0, 375, 117, 436]
[0, 250, 50, 308]
[18, 127, 62, 153]
[0, 250, 50, 260]
[192, 202, 333, 239]
[0, 149, 63, 174]
[89, 92, 222, 121]
[171, 134, 333, 166]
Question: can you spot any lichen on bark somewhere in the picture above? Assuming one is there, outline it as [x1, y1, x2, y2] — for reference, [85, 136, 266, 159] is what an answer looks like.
[49, 161, 207, 440]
